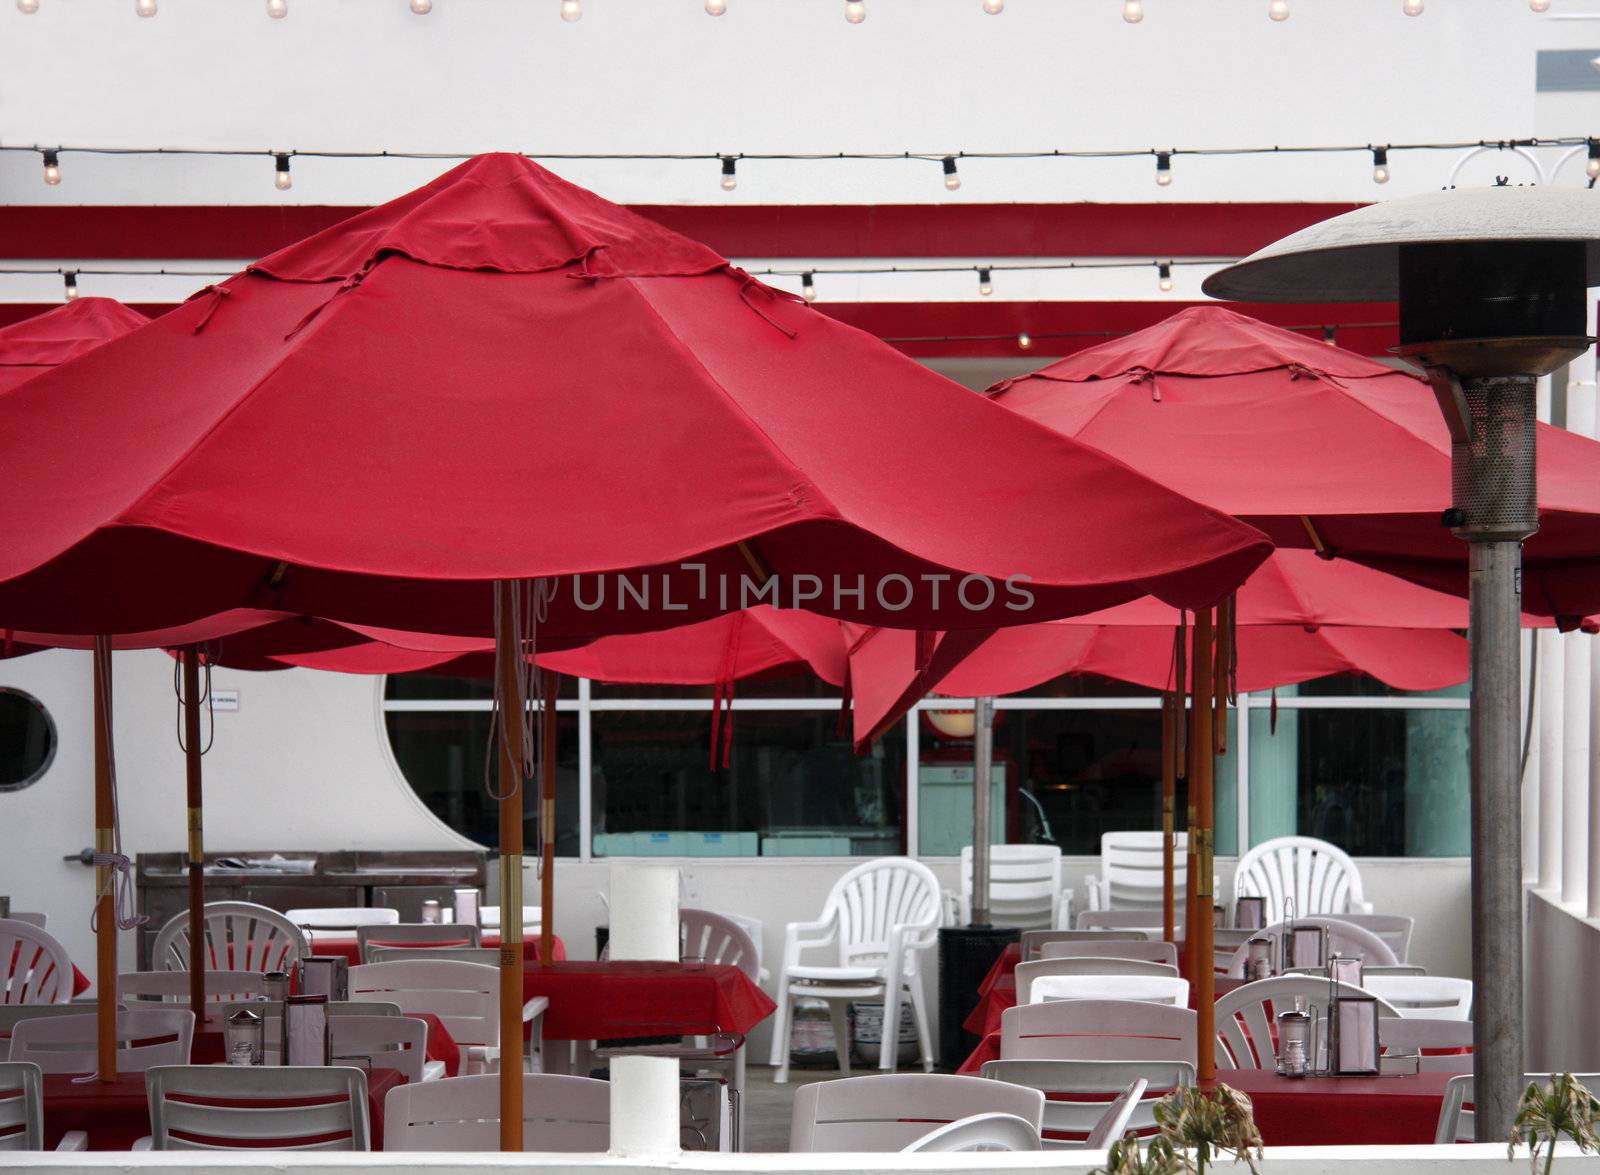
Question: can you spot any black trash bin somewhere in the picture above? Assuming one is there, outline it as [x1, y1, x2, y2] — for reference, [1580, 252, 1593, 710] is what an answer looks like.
[937, 925, 1018, 1070]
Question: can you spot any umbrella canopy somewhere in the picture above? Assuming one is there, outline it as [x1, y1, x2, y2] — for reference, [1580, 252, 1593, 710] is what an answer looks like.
[986, 305, 1600, 622]
[0, 155, 1268, 638]
[0, 298, 149, 394]
[925, 549, 1474, 696]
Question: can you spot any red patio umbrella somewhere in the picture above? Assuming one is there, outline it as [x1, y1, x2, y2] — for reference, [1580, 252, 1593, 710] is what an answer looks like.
[0, 154, 1271, 1145]
[0, 298, 148, 394]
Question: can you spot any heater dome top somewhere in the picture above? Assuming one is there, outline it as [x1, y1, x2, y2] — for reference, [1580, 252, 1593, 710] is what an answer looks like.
[1203, 186, 1600, 303]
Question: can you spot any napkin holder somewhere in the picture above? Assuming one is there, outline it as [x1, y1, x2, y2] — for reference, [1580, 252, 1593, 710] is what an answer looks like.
[453, 887, 480, 927]
[282, 994, 332, 1066]
[1328, 954, 1363, 988]
[297, 955, 348, 1001]
[1234, 895, 1265, 930]
[1326, 991, 1380, 1075]
[1280, 922, 1327, 972]
[1214, 904, 1228, 928]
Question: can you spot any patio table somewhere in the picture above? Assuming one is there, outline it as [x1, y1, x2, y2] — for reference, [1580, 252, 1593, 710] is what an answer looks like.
[41, 1066, 403, 1150]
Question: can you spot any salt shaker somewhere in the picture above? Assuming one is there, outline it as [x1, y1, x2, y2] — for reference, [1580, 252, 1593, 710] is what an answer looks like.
[225, 1007, 264, 1065]
[1246, 936, 1273, 981]
[263, 971, 290, 1002]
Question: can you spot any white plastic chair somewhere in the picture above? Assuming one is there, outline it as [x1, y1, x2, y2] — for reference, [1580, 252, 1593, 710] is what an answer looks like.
[118, 970, 267, 1006]
[1086, 832, 1186, 913]
[6, 914, 47, 929]
[0, 919, 74, 1005]
[1231, 836, 1373, 925]
[1330, 913, 1415, 963]
[348, 959, 499, 1073]
[0, 1061, 86, 1151]
[1014, 958, 1178, 1003]
[384, 1072, 608, 1151]
[1213, 975, 1400, 1070]
[789, 1073, 1044, 1152]
[1223, 917, 1397, 978]
[366, 946, 501, 966]
[1436, 1073, 1600, 1144]
[982, 1058, 1193, 1146]
[356, 923, 482, 962]
[10, 1008, 193, 1074]
[144, 1064, 370, 1151]
[951, 845, 1072, 929]
[1024, 928, 1150, 960]
[286, 907, 400, 931]
[901, 1111, 1043, 1152]
[1085, 1079, 1149, 1150]
[1076, 910, 1164, 932]
[225, 1001, 438, 1080]
[769, 857, 943, 1082]
[1031, 975, 1190, 1007]
[1039, 940, 1179, 967]
[1001, 1000, 1197, 1063]
[1363, 975, 1472, 1020]
[150, 902, 309, 974]
[1380, 1017, 1474, 1072]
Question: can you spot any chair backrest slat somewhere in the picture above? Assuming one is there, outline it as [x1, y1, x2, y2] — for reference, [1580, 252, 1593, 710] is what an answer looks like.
[1232, 836, 1365, 925]
[10, 1009, 193, 1074]
[119, 970, 267, 1006]
[1001, 1000, 1197, 1063]
[151, 903, 308, 974]
[0, 1062, 43, 1151]
[356, 923, 482, 963]
[1039, 940, 1179, 967]
[0, 920, 74, 1006]
[1015, 958, 1178, 1002]
[384, 1072, 609, 1151]
[981, 1058, 1192, 1142]
[1031, 975, 1190, 1007]
[347, 960, 498, 1048]
[790, 1073, 1044, 1153]
[146, 1064, 369, 1151]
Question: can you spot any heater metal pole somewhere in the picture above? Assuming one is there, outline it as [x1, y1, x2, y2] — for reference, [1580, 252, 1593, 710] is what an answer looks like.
[970, 697, 995, 926]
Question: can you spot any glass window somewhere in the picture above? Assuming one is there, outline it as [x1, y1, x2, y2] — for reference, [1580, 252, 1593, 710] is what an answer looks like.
[383, 705, 581, 855]
[0, 687, 55, 792]
[1247, 701, 1468, 857]
[591, 710, 903, 857]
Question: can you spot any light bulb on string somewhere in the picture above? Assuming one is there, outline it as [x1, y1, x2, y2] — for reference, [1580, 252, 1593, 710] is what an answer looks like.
[268, 0, 287, 16]
[41, 150, 61, 186]
[720, 155, 738, 191]
[982, 0, 1003, 13]
[801, 272, 816, 303]
[1530, 0, 1550, 11]
[1323, 326, 1337, 346]
[942, 156, 961, 191]
[135, 0, 157, 16]
[1122, 0, 1143, 22]
[1154, 151, 1172, 186]
[274, 154, 293, 191]
[410, 0, 433, 11]
[977, 268, 993, 296]
[1402, 0, 1423, 13]
[16, 0, 39, 13]
[1371, 146, 1390, 184]
[1268, 0, 1289, 18]
[1587, 139, 1600, 179]
[63, 272, 78, 302]
[1017, 332, 1032, 351]
[705, 0, 726, 13]
[845, 0, 865, 22]
[1157, 262, 1173, 292]
[560, 0, 581, 19]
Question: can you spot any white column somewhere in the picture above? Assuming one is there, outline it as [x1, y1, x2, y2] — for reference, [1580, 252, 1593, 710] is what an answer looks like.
[1538, 629, 1566, 892]
[1562, 381, 1595, 909]
[606, 863, 680, 1157]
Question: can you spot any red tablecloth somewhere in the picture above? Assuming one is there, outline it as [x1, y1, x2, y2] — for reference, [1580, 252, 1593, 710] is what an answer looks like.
[41, 1067, 402, 1150]
[308, 931, 567, 966]
[72, 965, 90, 996]
[522, 961, 775, 1042]
[965, 975, 1248, 1037]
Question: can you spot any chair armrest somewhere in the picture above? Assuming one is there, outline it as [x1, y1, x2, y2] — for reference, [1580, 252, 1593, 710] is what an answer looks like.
[420, 1059, 447, 1082]
[56, 1131, 88, 1152]
[132, 1137, 153, 1151]
[1354, 900, 1375, 914]
[940, 889, 961, 925]
[1084, 876, 1106, 912]
[1056, 887, 1074, 930]
[780, 914, 839, 970]
[522, 995, 550, 1023]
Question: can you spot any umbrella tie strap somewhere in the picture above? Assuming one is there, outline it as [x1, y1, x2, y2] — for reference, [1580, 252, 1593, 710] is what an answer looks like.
[1127, 367, 1162, 400]
[188, 285, 232, 334]
[737, 275, 800, 339]
[90, 636, 147, 934]
[284, 267, 373, 342]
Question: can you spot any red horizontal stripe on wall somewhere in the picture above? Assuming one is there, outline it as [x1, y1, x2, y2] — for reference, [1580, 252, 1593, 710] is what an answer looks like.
[0, 298, 1398, 359]
[0, 203, 1364, 261]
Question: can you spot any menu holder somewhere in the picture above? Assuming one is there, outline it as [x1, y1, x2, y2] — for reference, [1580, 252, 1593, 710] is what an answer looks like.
[453, 888, 480, 927]
[1328, 954, 1363, 988]
[0, 896, 10, 919]
[1213, 904, 1228, 929]
[297, 956, 348, 1001]
[1234, 896, 1266, 930]
[1281, 923, 1327, 972]
[282, 995, 332, 1067]
[1328, 993, 1381, 1075]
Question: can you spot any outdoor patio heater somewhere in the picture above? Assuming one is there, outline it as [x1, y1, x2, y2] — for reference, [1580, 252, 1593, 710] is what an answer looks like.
[1204, 186, 1600, 1140]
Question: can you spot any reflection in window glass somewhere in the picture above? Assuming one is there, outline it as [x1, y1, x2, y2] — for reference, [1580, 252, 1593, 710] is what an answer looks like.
[591, 711, 903, 857]
[383, 708, 580, 854]
[1247, 704, 1468, 856]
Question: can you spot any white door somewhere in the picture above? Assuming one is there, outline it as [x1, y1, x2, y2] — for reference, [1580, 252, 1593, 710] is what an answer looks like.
[0, 648, 100, 992]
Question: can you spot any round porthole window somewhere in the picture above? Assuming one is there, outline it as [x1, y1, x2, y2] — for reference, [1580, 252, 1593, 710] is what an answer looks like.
[0, 688, 56, 792]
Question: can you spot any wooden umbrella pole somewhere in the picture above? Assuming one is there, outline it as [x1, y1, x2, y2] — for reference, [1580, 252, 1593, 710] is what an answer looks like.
[182, 647, 206, 1013]
[1192, 607, 1217, 1083]
[1160, 691, 1176, 945]
[494, 587, 526, 1154]
[1183, 633, 1200, 986]
[540, 668, 558, 968]
[1213, 594, 1233, 754]
[91, 638, 117, 1082]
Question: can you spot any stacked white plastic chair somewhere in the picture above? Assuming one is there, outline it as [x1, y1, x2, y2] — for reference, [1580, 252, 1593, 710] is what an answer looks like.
[952, 844, 1073, 929]
[1085, 832, 1186, 914]
[1231, 836, 1373, 925]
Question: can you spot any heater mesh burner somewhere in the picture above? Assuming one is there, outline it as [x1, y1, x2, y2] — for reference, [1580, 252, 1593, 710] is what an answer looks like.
[1451, 374, 1538, 542]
